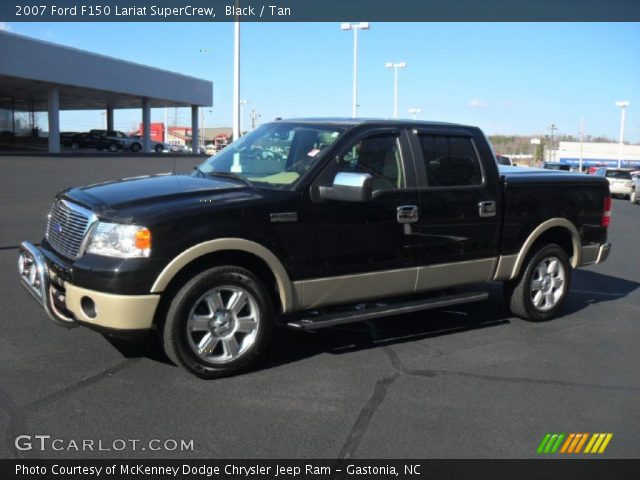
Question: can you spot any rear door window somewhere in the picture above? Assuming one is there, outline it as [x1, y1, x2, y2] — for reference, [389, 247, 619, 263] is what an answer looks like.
[417, 135, 483, 187]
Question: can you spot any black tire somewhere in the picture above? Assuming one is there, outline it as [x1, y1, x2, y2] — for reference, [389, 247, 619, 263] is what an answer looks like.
[108, 143, 118, 152]
[162, 266, 274, 379]
[155, 144, 164, 153]
[130, 142, 141, 152]
[71, 142, 79, 150]
[504, 243, 571, 321]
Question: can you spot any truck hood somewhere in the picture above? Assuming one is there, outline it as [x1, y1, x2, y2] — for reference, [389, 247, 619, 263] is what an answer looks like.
[61, 173, 250, 217]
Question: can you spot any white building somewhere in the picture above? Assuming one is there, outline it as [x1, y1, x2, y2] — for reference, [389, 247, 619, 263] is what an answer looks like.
[550, 141, 640, 169]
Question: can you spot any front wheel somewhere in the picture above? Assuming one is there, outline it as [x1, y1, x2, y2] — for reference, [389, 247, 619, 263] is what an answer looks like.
[162, 266, 273, 378]
[130, 142, 141, 152]
[505, 244, 571, 321]
[155, 144, 164, 153]
[631, 189, 638, 204]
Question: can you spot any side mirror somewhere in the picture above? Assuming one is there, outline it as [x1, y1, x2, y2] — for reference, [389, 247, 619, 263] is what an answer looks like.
[319, 172, 373, 202]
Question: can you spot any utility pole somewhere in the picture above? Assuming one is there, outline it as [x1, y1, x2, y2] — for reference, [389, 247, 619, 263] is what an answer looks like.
[579, 118, 584, 172]
[250, 109, 261, 130]
[548, 124, 558, 163]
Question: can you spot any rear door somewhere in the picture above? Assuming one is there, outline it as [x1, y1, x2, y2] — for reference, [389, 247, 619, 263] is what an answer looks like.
[407, 128, 502, 291]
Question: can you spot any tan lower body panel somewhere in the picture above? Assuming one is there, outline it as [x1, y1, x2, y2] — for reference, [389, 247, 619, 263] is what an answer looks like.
[294, 258, 496, 310]
[294, 268, 416, 310]
[65, 283, 160, 330]
[415, 258, 495, 291]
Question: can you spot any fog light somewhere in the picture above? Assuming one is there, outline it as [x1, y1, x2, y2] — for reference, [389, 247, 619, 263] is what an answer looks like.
[18, 253, 26, 276]
[28, 263, 37, 286]
[81, 296, 97, 319]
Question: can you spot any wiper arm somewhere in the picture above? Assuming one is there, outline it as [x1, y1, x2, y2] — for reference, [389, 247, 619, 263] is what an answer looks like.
[193, 166, 206, 178]
[206, 171, 253, 187]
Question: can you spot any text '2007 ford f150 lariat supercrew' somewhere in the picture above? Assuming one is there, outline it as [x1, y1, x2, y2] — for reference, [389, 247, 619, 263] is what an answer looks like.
[18, 119, 612, 378]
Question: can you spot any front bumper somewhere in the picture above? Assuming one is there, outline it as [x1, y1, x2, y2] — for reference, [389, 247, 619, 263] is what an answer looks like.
[18, 241, 160, 331]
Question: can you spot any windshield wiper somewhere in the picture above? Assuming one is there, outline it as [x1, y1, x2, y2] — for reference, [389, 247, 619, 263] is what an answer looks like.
[193, 166, 206, 178]
[205, 171, 253, 187]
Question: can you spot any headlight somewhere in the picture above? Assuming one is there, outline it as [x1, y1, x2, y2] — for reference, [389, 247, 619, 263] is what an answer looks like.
[86, 222, 151, 258]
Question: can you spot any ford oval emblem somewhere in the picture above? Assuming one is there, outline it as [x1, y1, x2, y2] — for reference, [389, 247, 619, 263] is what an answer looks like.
[53, 223, 63, 234]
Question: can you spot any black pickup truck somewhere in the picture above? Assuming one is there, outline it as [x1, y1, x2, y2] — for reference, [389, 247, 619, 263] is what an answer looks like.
[18, 119, 612, 378]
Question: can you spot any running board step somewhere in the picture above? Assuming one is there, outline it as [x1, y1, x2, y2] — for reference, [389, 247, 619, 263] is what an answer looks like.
[286, 291, 489, 331]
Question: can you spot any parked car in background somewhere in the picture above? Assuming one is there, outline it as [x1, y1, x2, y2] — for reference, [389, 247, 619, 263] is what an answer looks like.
[496, 155, 513, 166]
[129, 134, 168, 153]
[593, 167, 633, 199]
[170, 144, 188, 153]
[63, 132, 123, 152]
[543, 162, 571, 171]
[630, 173, 640, 204]
[204, 144, 217, 155]
[91, 130, 168, 153]
[90, 129, 143, 152]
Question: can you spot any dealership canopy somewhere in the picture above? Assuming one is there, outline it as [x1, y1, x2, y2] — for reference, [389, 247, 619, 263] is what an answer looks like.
[0, 30, 213, 152]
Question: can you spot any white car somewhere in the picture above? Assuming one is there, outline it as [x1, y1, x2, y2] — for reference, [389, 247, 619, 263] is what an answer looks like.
[593, 167, 633, 199]
[630, 174, 640, 204]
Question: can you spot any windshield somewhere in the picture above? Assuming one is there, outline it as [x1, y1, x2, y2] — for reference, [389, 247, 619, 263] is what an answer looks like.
[197, 123, 345, 188]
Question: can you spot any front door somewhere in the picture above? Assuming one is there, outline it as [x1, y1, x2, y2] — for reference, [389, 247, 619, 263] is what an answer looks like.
[297, 128, 421, 309]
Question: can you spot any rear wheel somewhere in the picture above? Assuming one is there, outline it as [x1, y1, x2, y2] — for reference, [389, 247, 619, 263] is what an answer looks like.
[108, 143, 118, 152]
[631, 189, 638, 204]
[155, 144, 164, 153]
[505, 244, 571, 321]
[162, 266, 273, 378]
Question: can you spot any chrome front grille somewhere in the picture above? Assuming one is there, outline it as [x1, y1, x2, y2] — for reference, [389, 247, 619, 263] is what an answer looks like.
[45, 200, 95, 259]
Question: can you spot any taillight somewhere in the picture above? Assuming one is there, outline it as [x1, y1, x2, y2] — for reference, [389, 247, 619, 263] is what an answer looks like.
[601, 195, 612, 228]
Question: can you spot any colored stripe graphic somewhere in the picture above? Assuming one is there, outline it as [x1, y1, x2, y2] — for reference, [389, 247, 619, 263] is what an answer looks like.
[560, 433, 575, 453]
[537, 433, 565, 454]
[585, 433, 613, 454]
[538, 433, 612, 454]
[574, 433, 589, 454]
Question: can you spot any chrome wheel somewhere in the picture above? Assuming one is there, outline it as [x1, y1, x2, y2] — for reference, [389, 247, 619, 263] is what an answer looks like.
[186, 285, 259, 365]
[530, 256, 566, 312]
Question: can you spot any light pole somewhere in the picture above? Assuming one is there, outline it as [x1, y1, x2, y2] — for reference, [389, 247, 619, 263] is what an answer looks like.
[232, 20, 240, 142]
[385, 62, 407, 119]
[340, 22, 370, 118]
[408, 107, 421, 120]
[239, 99, 248, 136]
[615, 101, 630, 168]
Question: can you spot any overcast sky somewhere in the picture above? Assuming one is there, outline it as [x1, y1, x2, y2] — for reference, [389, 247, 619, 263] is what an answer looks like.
[4, 22, 640, 141]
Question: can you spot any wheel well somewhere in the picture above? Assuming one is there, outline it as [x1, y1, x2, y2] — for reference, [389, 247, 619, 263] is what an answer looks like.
[152, 250, 282, 330]
[528, 227, 574, 264]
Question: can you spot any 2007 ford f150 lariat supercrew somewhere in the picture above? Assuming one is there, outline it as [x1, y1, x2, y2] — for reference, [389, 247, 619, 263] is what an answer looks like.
[18, 119, 612, 378]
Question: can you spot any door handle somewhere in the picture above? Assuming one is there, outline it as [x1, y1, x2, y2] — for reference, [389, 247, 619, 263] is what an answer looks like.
[397, 205, 419, 223]
[478, 201, 497, 217]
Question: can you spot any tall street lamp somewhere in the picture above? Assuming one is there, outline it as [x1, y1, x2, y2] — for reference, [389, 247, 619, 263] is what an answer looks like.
[385, 62, 407, 119]
[232, 20, 241, 141]
[341, 22, 370, 118]
[615, 100, 630, 168]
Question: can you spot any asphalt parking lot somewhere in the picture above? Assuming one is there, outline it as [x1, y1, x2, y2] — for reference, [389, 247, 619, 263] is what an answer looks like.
[0, 156, 639, 460]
